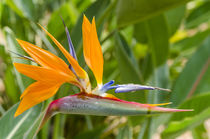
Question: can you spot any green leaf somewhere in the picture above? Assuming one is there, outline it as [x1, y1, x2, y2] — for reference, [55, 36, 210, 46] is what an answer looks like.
[47, 2, 78, 40]
[6, 0, 38, 21]
[116, 0, 191, 27]
[164, 93, 210, 139]
[170, 92, 210, 121]
[161, 107, 210, 139]
[74, 125, 106, 139]
[145, 14, 169, 67]
[192, 124, 208, 139]
[114, 32, 144, 102]
[171, 37, 210, 106]
[3, 27, 33, 92]
[133, 22, 148, 44]
[116, 125, 133, 139]
[165, 5, 186, 36]
[23, 111, 46, 139]
[0, 45, 19, 103]
[172, 29, 210, 52]
[186, 1, 210, 29]
[4, 66, 19, 103]
[0, 103, 42, 139]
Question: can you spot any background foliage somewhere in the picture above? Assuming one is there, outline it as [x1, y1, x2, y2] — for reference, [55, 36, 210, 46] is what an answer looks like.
[0, 0, 210, 138]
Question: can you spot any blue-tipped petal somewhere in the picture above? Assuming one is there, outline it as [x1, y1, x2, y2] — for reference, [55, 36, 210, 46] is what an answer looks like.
[100, 80, 117, 92]
[114, 84, 171, 93]
[60, 17, 77, 61]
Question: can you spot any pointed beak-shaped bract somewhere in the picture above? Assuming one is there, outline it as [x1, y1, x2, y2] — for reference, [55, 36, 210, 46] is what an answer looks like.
[38, 93, 192, 131]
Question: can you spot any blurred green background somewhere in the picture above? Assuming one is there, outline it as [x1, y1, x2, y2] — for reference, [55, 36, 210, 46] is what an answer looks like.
[0, 0, 210, 138]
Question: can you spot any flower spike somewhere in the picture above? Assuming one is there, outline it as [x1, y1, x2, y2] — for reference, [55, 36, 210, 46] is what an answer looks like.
[82, 15, 104, 87]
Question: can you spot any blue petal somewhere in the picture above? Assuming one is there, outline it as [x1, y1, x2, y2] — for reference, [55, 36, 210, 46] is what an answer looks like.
[9, 50, 35, 62]
[100, 80, 117, 92]
[114, 84, 171, 93]
[61, 17, 77, 60]
[60, 16, 78, 74]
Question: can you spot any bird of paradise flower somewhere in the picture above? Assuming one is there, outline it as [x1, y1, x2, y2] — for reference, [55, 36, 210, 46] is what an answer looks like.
[13, 15, 192, 130]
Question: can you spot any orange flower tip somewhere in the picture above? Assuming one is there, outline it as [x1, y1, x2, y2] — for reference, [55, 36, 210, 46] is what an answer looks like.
[14, 111, 21, 118]
[92, 16, 95, 23]
[16, 39, 22, 44]
[83, 14, 87, 19]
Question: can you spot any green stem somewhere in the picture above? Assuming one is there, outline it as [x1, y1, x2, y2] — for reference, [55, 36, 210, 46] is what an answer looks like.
[85, 115, 93, 130]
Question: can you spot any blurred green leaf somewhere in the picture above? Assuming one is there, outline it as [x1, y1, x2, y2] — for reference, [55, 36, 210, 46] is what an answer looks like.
[171, 37, 210, 106]
[192, 124, 208, 139]
[133, 22, 148, 44]
[47, 2, 79, 40]
[0, 45, 19, 103]
[3, 27, 33, 92]
[116, 0, 190, 27]
[0, 103, 42, 139]
[4, 66, 19, 103]
[165, 5, 186, 36]
[186, 1, 210, 29]
[116, 125, 133, 139]
[114, 32, 144, 102]
[6, 0, 38, 21]
[74, 125, 106, 139]
[172, 29, 210, 52]
[162, 107, 210, 139]
[170, 92, 210, 121]
[145, 14, 169, 67]
[164, 93, 210, 138]
[0, 2, 3, 26]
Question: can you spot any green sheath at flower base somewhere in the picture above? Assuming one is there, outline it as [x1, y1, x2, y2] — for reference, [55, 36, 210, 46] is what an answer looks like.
[38, 93, 192, 131]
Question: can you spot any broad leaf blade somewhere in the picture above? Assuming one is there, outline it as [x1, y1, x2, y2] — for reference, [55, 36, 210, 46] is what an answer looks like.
[116, 0, 191, 27]
[165, 5, 186, 36]
[162, 107, 210, 139]
[171, 37, 210, 106]
[145, 14, 169, 67]
[0, 103, 42, 139]
[3, 27, 33, 92]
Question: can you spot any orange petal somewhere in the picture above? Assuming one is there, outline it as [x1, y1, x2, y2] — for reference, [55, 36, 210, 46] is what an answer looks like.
[16, 39, 71, 76]
[39, 24, 87, 79]
[20, 81, 56, 99]
[82, 15, 103, 86]
[82, 15, 92, 67]
[15, 82, 61, 117]
[14, 63, 77, 83]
